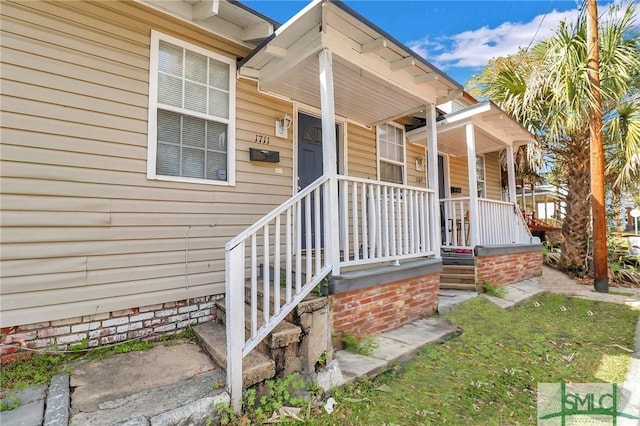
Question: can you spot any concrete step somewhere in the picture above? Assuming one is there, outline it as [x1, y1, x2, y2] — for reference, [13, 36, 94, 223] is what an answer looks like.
[192, 322, 275, 388]
[440, 273, 476, 284]
[439, 282, 478, 291]
[442, 264, 475, 275]
[214, 300, 301, 349]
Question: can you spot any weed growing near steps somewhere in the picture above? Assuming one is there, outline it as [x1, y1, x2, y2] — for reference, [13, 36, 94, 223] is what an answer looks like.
[339, 332, 379, 356]
[217, 373, 307, 424]
[0, 395, 21, 412]
[483, 281, 508, 298]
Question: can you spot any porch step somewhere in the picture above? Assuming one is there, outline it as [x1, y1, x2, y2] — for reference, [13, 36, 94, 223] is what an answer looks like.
[215, 300, 302, 349]
[192, 322, 275, 388]
[440, 264, 477, 291]
[441, 265, 475, 275]
[439, 282, 478, 291]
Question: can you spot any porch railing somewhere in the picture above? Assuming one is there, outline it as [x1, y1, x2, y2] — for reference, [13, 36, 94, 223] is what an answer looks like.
[478, 198, 532, 245]
[441, 197, 533, 250]
[441, 197, 471, 249]
[225, 175, 332, 412]
[225, 174, 439, 411]
[338, 176, 437, 267]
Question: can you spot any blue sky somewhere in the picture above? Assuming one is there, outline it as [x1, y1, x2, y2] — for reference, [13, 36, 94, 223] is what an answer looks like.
[243, 0, 638, 85]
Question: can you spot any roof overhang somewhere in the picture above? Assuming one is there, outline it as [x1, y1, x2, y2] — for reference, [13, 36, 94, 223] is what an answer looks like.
[238, 0, 462, 127]
[138, 0, 277, 47]
[407, 101, 535, 156]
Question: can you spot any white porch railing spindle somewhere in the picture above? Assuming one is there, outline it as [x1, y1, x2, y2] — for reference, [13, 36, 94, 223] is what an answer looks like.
[285, 208, 292, 304]
[361, 183, 368, 260]
[352, 182, 359, 262]
[274, 216, 281, 314]
[263, 225, 269, 324]
[341, 180, 349, 262]
[382, 186, 390, 257]
[314, 186, 321, 275]
[251, 234, 257, 337]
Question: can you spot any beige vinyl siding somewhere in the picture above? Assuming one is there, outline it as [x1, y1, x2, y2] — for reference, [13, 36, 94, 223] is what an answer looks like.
[448, 156, 470, 196]
[446, 153, 502, 199]
[346, 123, 377, 179]
[484, 151, 502, 200]
[406, 143, 428, 188]
[0, 0, 294, 326]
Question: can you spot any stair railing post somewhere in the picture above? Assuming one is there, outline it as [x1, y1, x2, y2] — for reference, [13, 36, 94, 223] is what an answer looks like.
[226, 241, 245, 414]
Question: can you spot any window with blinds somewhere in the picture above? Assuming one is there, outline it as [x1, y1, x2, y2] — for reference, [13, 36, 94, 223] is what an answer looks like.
[147, 32, 235, 185]
[377, 123, 405, 184]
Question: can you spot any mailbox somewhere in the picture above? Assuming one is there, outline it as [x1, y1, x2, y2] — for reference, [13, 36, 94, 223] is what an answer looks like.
[249, 148, 280, 163]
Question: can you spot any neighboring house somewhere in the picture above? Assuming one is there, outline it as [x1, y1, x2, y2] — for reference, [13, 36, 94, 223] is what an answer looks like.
[0, 0, 542, 409]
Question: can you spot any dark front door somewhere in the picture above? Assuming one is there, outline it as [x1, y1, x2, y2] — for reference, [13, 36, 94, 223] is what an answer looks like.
[297, 113, 340, 249]
[298, 113, 324, 249]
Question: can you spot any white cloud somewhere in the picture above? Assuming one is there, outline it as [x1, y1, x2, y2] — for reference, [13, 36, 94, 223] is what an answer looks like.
[409, 1, 639, 71]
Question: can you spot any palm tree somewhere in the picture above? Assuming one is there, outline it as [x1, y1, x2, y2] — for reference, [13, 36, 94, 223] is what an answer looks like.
[473, 3, 640, 271]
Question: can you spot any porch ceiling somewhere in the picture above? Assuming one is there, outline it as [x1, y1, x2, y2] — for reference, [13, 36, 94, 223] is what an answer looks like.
[407, 101, 535, 156]
[238, 0, 462, 127]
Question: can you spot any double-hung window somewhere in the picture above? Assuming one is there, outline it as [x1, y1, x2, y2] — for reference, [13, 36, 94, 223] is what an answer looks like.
[377, 123, 405, 184]
[476, 155, 486, 197]
[147, 31, 235, 185]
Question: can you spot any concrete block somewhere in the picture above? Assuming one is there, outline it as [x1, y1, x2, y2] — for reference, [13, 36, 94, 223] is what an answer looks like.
[149, 394, 230, 426]
[112, 417, 150, 426]
[43, 373, 70, 426]
[316, 359, 345, 391]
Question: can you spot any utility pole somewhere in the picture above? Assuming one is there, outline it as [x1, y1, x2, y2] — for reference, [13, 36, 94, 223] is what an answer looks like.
[586, 0, 609, 293]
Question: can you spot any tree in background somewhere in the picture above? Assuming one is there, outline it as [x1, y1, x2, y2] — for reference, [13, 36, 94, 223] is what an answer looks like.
[467, 4, 640, 273]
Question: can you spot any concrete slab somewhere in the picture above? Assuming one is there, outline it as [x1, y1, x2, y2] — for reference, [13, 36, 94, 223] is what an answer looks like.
[0, 385, 47, 426]
[438, 290, 478, 313]
[70, 372, 226, 426]
[336, 350, 386, 381]
[383, 324, 442, 347]
[0, 398, 45, 426]
[481, 280, 545, 310]
[69, 342, 218, 413]
[369, 335, 416, 362]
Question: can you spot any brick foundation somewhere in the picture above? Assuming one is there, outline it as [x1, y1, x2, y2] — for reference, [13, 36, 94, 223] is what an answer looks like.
[329, 272, 439, 345]
[475, 249, 542, 287]
[0, 296, 220, 364]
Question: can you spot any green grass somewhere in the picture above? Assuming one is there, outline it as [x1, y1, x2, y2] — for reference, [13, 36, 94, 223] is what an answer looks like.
[304, 294, 639, 425]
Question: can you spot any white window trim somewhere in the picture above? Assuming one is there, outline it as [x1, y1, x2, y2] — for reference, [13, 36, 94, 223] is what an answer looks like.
[376, 122, 406, 185]
[476, 154, 486, 198]
[147, 30, 236, 186]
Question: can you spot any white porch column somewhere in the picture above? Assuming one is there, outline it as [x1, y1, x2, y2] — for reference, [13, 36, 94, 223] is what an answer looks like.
[425, 104, 441, 257]
[465, 123, 480, 247]
[318, 48, 340, 275]
[506, 145, 517, 203]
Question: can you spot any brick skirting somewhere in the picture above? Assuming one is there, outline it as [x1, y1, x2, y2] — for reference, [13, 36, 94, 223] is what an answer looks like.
[475, 249, 543, 287]
[0, 296, 220, 364]
[329, 271, 439, 345]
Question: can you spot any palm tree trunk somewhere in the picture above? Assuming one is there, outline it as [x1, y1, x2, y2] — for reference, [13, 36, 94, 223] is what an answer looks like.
[560, 140, 591, 274]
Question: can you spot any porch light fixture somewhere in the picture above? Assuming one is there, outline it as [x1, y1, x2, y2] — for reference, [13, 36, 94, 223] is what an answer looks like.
[275, 114, 292, 138]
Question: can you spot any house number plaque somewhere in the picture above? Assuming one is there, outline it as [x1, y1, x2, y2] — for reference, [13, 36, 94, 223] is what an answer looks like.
[254, 135, 270, 145]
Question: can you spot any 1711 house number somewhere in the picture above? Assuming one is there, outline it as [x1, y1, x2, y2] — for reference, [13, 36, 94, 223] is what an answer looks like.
[254, 135, 270, 144]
